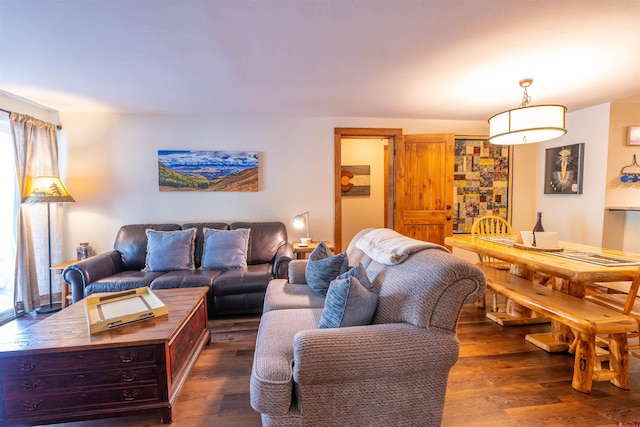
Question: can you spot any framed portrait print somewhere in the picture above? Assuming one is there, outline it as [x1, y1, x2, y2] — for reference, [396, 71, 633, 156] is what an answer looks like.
[544, 143, 584, 194]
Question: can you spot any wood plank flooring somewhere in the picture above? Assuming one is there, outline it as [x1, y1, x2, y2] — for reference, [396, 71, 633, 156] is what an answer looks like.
[3, 296, 640, 427]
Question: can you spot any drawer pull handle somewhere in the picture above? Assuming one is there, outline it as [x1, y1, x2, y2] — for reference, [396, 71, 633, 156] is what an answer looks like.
[122, 370, 139, 382]
[24, 398, 42, 411]
[22, 379, 41, 391]
[120, 353, 136, 363]
[20, 361, 37, 371]
[122, 390, 140, 401]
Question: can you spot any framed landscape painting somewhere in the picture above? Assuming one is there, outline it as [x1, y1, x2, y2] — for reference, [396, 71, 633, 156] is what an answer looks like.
[544, 143, 584, 194]
[158, 150, 259, 192]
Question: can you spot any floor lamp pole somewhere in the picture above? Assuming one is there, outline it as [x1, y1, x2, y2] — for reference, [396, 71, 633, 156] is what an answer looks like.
[36, 202, 61, 314]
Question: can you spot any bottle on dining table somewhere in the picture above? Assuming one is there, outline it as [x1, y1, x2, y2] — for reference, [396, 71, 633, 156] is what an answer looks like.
[532, 212, 544, 246]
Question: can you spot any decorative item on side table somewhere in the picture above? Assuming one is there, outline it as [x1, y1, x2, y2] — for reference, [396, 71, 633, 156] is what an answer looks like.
[293, 211, 312, 245]
[22, 176, 75, 314]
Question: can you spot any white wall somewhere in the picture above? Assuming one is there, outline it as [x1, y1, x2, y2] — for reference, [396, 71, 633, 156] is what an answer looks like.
[59, 112, 488, 258]
[536, 103, 611, 246]
[603, 102, 640, 252]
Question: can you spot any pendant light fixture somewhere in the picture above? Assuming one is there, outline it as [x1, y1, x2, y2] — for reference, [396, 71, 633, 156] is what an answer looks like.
[488, 78, 567, 145]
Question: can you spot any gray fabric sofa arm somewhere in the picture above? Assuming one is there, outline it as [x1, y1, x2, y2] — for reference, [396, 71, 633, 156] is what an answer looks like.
[62, 250, 125, 303]
[292, 323, 459, 384]
[273, 242, 294, 279]
[287, 259, 308, 284]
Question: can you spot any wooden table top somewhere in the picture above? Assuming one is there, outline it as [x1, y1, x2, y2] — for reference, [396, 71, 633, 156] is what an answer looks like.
[445, 234, 640, 285]
[0, 287, 209, 356]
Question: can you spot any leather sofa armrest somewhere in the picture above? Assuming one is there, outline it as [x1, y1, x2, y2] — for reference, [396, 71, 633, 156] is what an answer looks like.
[62, 250, 125, 303]
[287, 259, 308, 284]
[273, 242, 294, 279]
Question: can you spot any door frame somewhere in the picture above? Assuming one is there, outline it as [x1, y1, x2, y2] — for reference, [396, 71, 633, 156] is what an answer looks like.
[334, 128, 403, 252]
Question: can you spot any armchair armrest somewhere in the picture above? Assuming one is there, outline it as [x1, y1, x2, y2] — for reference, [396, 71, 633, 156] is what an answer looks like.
[273, 242, 294, 279]
[293, 323, 459, 384]
[62, 250, 125, 303]
[287, 259, 308, 284]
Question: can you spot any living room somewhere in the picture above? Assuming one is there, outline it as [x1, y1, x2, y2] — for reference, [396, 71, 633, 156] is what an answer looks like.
[2, 0, 640, 425]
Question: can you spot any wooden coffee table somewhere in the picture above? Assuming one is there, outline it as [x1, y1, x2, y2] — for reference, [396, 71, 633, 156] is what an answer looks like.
[0, 287, 210, 425]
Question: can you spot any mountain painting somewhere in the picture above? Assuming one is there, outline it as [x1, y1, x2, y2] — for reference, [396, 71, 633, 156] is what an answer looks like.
[158, 150, 259, 192]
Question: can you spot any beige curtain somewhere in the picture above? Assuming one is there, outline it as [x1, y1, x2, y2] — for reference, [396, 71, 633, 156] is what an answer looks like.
[10, 113, 62, 313]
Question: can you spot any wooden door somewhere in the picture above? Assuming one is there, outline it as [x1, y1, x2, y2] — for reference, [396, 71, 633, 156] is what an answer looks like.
[395, 133, 454, 246]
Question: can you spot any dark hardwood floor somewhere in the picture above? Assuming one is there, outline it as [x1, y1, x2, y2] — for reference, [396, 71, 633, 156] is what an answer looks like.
[3, 295, 640, 427]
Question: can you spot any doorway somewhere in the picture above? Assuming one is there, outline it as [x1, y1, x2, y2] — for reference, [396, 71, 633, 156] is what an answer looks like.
[334, 128, 402, 252]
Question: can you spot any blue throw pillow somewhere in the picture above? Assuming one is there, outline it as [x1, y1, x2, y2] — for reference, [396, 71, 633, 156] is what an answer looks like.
[318, 264, 378, 328]
[145, 228, 196, 272]
[201, 228, 250, 270]
[305, 242, 349, 296]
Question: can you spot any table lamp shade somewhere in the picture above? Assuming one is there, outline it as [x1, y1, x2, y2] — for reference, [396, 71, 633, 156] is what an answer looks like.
[23, 176, 76, 204]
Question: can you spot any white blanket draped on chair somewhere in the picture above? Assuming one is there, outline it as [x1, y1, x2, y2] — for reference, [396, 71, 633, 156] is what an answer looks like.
[356, 228, 449, 265]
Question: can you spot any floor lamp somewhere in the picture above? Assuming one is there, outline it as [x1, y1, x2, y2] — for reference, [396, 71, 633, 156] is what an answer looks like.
[22, 176, 75, 314]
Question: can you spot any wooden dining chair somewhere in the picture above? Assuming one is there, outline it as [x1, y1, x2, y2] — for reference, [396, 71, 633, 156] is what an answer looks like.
[584, 267, 640, 359]
[471, 215, 513, 310]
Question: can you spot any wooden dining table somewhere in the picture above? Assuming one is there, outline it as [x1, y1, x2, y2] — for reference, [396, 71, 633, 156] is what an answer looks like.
[445, 234, 640, 352]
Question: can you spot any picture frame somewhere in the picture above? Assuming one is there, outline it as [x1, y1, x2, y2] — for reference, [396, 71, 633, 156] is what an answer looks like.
[544, 143, 584, 194]
[452, 137, 513, 233]
[627, 126, 640, 146]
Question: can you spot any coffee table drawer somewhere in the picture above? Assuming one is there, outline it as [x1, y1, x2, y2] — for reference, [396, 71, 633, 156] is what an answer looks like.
[3, 366, 159, 394]
[3, 384, 160, 416]
[2, 346, 159, 376]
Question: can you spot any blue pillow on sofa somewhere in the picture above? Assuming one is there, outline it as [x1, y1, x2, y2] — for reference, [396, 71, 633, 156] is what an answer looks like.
[318, 263, 378, 328]
[144, 228, 196, 272]
[305, 242, 349, 296]
[201, 228, 250, 270]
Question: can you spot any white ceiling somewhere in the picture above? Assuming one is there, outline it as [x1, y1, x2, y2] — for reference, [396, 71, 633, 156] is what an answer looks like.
[1, 0, 639, 120]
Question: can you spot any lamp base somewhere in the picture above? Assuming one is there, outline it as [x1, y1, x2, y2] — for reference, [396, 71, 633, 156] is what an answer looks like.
[300, 237, 312, 245]
[36, 302, 62, 315]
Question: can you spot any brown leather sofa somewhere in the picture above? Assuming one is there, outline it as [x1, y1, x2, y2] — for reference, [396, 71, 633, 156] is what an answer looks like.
[63, 221, 293, 316]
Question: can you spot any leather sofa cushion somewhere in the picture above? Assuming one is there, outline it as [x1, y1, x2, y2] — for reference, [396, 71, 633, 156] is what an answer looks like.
[149, 269, 221, 289]
[85, 270, 166, 296]
[212, 263, 273, 296]
[114, 224, 181, 270]
[231, 222, 287, 265]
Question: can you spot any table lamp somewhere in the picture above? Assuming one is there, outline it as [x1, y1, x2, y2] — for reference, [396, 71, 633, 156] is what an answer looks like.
[22, 176, 75, 314]
[293, 211, 312, 245]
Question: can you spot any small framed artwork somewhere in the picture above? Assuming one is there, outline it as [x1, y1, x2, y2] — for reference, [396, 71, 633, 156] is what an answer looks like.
[544, 143, 585, 194]
[628, 126, 640, 146]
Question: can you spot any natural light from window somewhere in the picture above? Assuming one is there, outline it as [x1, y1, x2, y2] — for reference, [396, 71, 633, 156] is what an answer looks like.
[0, 115, 17, 324]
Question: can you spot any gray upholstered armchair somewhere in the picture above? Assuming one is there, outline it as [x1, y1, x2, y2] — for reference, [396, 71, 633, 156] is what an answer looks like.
[250, 228, 486, 426]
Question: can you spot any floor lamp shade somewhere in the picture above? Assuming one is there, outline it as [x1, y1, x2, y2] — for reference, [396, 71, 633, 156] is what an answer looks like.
[23, 176, 75, 314]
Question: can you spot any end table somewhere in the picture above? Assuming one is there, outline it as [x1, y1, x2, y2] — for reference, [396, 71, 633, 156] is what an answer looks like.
[50, 260, 77, 308]
[292, 241, 335, 259]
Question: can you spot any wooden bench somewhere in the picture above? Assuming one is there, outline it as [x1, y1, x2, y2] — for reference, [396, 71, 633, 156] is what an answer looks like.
[478, 264, 638, 393]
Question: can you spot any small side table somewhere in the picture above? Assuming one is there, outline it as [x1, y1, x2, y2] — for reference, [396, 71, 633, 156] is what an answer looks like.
[50, 260, 77, 308]
[292, 241, 335, 259]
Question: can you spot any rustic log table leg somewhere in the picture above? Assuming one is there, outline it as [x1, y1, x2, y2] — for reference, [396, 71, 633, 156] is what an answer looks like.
[608, 332, 631, 390]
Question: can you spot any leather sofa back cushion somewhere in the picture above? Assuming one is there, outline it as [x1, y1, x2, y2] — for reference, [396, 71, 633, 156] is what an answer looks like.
[114, 224, 181, 270]
[231, 222, 287, 265]
[182, 222, 229, 269]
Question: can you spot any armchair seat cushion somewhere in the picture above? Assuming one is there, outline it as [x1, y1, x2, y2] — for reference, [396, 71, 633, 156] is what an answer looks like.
[263, 279, 325, 312]
[250, 308, 322, 415]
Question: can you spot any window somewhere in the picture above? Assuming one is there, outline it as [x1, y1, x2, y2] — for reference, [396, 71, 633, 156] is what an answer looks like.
[0, 115, 18, 325]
